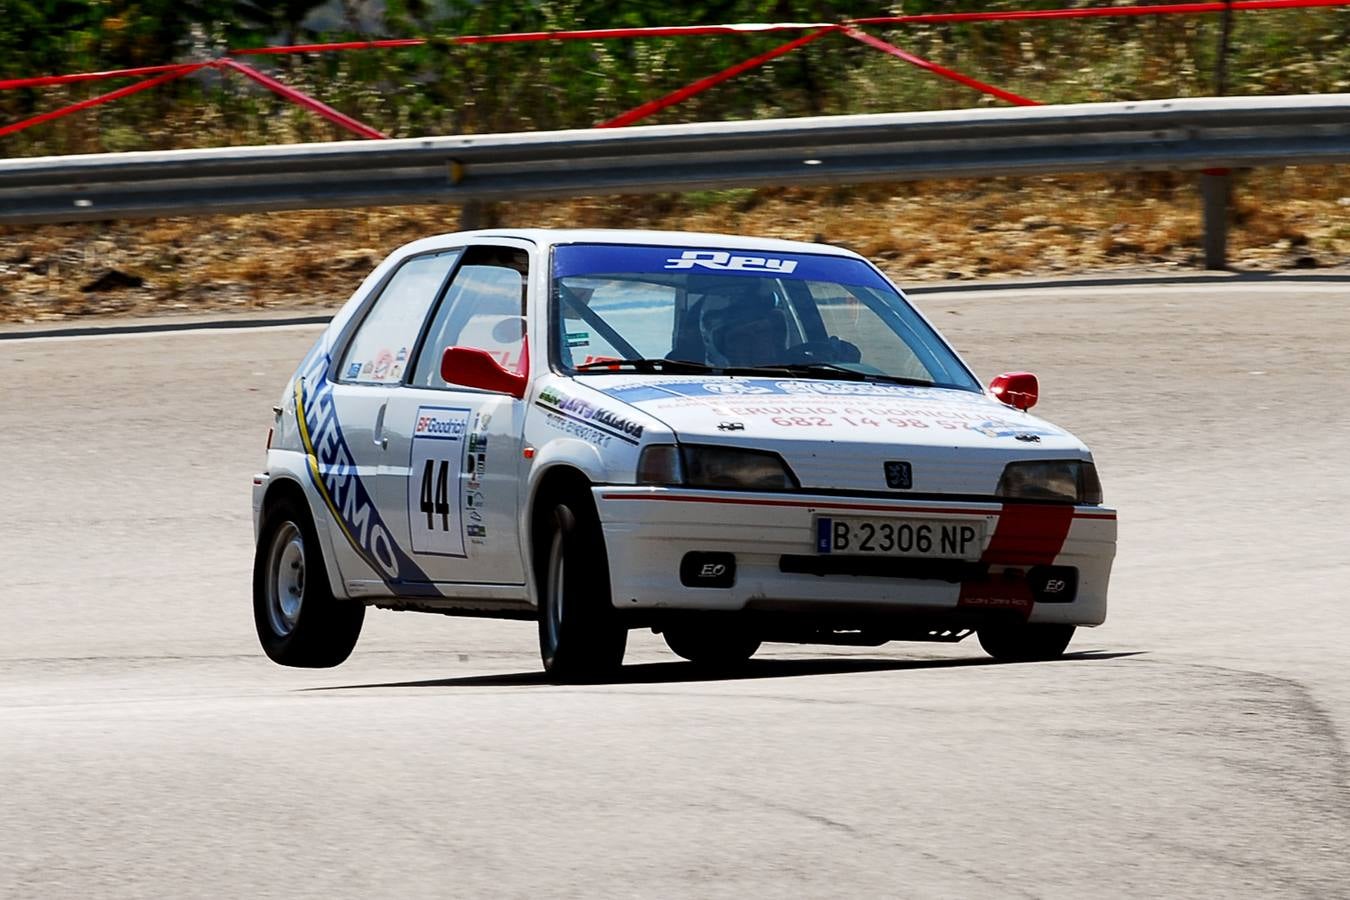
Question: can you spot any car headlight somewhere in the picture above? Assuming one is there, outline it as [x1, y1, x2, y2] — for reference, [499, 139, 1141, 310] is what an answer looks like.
[637, 444, 799, 490]
[996, 459, 1102, 505]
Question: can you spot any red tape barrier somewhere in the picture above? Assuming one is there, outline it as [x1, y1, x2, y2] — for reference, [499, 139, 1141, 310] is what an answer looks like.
[0, 64, 205, 139]
[223, 0, 1350, 58]
[0, 60, 385, 140]
[598, 27, 841, 128]
[5, 0, 1348, 89]
[853, 0, 1350, 26]
[0, 63, 192, 92]
[843, 27, 1038, 107]
[214, 59, 387, 139]
[229, 22, 836, 56]
[3, 0, 1348, 140]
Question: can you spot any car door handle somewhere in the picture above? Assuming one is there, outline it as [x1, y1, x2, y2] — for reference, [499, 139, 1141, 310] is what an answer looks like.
[373, 402, 389, 450]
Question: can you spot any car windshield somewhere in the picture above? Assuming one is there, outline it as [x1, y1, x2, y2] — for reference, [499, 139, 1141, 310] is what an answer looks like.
[551, 244, 981, 391]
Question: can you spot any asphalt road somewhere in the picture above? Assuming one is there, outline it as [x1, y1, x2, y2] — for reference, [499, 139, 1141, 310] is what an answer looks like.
[3, 272, 1349, 898]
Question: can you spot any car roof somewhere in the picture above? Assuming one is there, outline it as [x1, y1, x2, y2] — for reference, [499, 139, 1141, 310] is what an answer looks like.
[410, 228, 865, 258]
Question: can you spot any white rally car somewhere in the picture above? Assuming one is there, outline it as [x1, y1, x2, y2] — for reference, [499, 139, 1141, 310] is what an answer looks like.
[252, 229, 1116, 678]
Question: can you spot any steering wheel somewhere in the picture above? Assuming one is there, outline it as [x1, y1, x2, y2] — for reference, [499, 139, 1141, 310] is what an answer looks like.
[785, 336, 863, 364]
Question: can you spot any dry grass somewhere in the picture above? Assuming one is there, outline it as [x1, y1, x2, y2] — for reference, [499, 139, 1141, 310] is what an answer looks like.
[1, 166, 1347, 324]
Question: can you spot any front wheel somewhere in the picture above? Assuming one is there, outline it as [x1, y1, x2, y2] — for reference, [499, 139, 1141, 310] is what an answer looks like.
[977, 623, 1075, 662]
[253, 495, 365, 668]
[538, 501, 627, 681]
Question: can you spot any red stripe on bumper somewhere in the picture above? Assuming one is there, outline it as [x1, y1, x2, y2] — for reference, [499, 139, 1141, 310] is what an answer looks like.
[958, 503, 1076, 618]
[981, 503, 1075, 566]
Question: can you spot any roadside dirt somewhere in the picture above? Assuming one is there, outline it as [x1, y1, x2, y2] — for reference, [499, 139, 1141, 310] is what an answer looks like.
[1, 168, 1346, 324]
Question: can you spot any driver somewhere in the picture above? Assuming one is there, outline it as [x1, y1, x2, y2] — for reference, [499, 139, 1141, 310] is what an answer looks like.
[698, 284, 788, 367]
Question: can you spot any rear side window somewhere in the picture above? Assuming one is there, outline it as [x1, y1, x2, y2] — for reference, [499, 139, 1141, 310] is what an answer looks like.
[339, 249, 461, 384]
[411, 245, 529, 388]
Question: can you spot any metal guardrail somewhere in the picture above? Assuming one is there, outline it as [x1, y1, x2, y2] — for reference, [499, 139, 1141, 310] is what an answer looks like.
[2, 94, 1349, 266]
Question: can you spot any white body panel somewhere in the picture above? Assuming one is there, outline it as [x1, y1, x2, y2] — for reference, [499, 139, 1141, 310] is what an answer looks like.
[253, 228, 1117, 631]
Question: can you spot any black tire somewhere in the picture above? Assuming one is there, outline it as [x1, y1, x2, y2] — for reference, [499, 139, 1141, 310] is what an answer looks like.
[537, 500, 627, 681]
[977, 623, 1076, 662]
[663, 622, 761, 668]
[253, 494, 365, 668]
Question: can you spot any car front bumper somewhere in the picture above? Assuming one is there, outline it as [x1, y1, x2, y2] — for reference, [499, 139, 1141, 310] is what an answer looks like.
[593, 487, 1116, 627]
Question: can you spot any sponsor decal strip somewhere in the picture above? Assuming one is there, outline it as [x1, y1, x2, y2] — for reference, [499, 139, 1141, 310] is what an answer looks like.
[534, 402, 641, 444]
[541, 410, 614, 447]
[531, 402, 642, 442]
[535, 386, 645, 445]
[294, 353, 432, 584]
[553, 244, 892, 289]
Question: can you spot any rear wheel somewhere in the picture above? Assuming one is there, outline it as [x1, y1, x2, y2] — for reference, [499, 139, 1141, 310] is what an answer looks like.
[538, 500, 627, 681]
[663, 623, 761, 668]
[253, 494, 365, 668]
[977, 623, 1075, 662]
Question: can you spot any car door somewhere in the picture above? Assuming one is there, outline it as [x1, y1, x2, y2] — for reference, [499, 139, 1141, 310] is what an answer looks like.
[310, 247, 463, 590]
[377, 242, 531, 586]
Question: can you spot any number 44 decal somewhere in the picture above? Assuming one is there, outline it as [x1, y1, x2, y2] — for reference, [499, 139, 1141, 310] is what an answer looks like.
[420, 459, 452, 531]
[408, 406, 471, 557]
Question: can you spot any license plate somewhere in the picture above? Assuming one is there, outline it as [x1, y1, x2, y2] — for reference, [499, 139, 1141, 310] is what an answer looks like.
[814, 515, 986, 560]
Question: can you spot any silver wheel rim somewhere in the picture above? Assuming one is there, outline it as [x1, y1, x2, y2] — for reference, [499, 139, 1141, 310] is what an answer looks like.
[266, 521, 306, 637]
[544, 528, 565, 653]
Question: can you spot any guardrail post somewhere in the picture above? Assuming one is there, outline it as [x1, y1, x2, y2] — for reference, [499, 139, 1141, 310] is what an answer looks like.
[1201, 168, 1231, 270]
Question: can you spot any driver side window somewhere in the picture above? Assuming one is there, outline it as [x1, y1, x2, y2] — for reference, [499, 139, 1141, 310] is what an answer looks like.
[411, 245, 529, 388]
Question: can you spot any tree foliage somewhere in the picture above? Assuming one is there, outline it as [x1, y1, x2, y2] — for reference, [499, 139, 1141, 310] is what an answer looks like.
[1, 1, 1347, 155]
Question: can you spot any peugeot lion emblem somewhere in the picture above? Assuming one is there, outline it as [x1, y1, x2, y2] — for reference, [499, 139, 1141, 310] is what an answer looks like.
[884, 461, 913, 490]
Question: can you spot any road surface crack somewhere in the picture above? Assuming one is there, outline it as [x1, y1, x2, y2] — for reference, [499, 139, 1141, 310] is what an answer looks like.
[725, 788, 1042, 900]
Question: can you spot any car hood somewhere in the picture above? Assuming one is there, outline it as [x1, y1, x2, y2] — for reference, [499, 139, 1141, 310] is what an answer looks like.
[584, 374, 1091, 496]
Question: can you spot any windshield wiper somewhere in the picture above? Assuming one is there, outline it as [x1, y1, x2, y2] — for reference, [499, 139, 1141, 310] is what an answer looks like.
[575, 357, 716, 373]
[727, 362, 935, 387]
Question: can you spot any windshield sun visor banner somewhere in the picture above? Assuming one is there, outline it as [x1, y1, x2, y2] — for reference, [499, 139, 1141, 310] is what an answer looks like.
[553, 244, 892, 289]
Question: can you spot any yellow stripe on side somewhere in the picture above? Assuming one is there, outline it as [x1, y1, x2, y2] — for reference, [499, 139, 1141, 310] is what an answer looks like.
[293, 376, 366, 559]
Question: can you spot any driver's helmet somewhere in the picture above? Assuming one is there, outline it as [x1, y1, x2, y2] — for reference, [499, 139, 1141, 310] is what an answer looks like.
[698, 283, 787, 367]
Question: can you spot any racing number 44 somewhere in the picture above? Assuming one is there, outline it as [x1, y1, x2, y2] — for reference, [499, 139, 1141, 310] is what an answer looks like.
[420, 459, 453, 532]
[407, 405, 471, 558]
